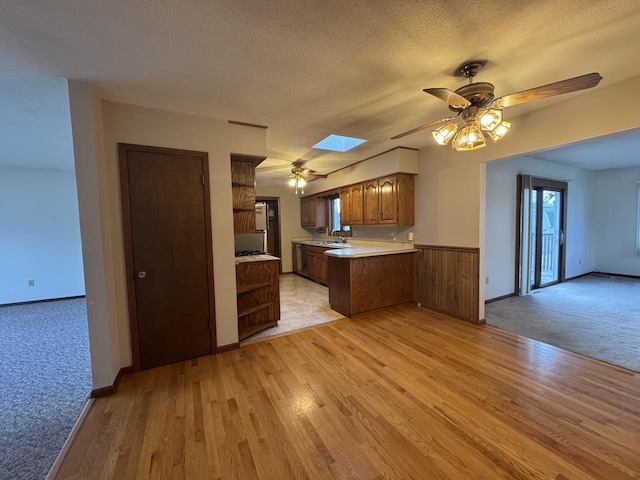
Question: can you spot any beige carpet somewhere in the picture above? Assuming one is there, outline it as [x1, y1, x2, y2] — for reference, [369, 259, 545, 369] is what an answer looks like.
[248, 274, 344, 341]
[485, 273, 640, 372]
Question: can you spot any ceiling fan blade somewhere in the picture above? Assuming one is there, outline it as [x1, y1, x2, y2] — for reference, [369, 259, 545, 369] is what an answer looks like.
[492, 72, 603, 109]
[423, 88, 471, 109]
[391, 115, 458, 140]
[306, 173, 328, 179]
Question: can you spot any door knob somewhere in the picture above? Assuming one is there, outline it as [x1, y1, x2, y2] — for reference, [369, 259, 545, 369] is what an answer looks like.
[137, 271, 147, 279]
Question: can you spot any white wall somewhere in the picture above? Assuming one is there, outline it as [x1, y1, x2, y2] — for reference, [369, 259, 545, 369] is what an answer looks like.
[69, 83, 267, 389]
[303, 147, 419, 195]
[0, 167, 85, 304]
[484, 157, 595, 300]
[101, 101, 266, 364]
[68, 80, 121, 389]
[255, 184, 307, 272]
[593, 166, 640, 275]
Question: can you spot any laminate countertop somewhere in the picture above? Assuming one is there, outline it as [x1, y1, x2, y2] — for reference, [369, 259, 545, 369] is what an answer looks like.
[324, 245, 417, 258]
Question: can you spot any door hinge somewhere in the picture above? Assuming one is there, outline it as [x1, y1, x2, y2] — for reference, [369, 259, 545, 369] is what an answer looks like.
[208, 320, 212, 330]
[201, 174, 205, 186]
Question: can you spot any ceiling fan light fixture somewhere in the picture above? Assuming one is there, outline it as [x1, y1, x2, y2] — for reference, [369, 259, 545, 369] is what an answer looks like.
[288, 173, 306, 194]
[487, 120, 512, 142]
[479, 109, 503, 131]
[432, 122, 458, 145]
[452, 121, 487, 151]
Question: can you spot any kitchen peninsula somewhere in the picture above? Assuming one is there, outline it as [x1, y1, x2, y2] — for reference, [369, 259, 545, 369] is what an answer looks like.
[325, 245, 416, 317]
[292, 239, 416, 317]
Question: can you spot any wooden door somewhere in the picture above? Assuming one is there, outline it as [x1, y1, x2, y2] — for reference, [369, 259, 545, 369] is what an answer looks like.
[307, 252, 317, 280]
[119, 144, 215, 371]
[378, 176, 398, 224]
[363, 180, 379, 224]
[340, 187, 351, 225]
[349, 183, 364, 225]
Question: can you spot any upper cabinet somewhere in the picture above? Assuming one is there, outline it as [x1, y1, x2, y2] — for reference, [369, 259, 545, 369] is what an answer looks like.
[300, 173, 414, 228]
[340, 183, 364, 226]
[359, 173, 416, 227]
[231, 154, 265, 233]
[300, 195, 327, 228]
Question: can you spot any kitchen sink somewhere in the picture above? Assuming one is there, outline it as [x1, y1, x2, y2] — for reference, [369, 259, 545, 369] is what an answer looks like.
[308, 240, 350, 246]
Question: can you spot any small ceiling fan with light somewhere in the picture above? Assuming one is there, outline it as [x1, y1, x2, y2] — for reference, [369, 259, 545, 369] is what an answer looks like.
[391, 61, 603, 151]
[288, 161, 327, 194]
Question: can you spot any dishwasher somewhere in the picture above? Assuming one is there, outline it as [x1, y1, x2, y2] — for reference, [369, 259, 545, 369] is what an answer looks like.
[295, 243, 307, 277]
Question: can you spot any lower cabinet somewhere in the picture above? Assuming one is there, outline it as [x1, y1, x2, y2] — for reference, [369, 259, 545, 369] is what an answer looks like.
[327, 253, 414, 317]
[236, 258, 280, 341]
[307, 247, 328, 285]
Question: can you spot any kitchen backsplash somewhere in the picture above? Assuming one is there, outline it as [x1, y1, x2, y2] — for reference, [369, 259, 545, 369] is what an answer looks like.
[305, 225, 413, 244]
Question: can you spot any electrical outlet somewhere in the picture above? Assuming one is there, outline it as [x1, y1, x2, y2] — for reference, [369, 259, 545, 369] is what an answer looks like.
[28, 280, 35, 287]
[485, 277, 489, 285]
[408, 232, 414, 241]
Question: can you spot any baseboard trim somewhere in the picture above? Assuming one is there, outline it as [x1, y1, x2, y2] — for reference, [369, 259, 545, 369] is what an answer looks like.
[216, 342, 240, 353]
[45, 398, 94, 480]
[565, 272, 595, 281]
[416, 303, 485, 326]
[485, 292, 516, 304]
[1, 295, 86, 308]
[90, 365, 133, 398]
[590, 271, 640, 280]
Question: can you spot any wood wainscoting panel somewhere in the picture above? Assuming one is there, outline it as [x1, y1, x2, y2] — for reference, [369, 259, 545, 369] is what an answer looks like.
[414, 244, 480, 324]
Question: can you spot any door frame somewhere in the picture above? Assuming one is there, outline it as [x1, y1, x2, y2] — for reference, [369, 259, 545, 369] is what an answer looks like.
[256, 196, 282, 272]
[118, 143, 216, 371]
[514, 175, 568, 294]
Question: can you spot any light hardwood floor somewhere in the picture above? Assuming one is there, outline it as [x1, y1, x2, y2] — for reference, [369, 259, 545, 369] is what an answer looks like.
[55, 304, 640, 479]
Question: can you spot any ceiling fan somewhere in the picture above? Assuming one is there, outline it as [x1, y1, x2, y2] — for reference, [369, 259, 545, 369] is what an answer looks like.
[288, 161, 327, 194]
[391, 61, 603, 151]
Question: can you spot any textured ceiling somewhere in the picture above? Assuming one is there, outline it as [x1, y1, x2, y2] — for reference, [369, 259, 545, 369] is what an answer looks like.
[1, 0, 640, 176]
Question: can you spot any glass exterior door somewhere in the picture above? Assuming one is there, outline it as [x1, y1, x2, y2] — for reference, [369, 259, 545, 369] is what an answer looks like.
[531, 188, 563, 289]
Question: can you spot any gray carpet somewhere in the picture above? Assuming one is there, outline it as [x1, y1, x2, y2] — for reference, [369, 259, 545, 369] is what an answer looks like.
[485, 274, 640, 373]
[0, 298, 92, 480]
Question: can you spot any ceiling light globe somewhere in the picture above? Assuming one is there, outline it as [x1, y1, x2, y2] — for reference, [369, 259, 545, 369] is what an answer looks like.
[432, 123, 458, 146]
[488, 121, 512, 141]
[479, 109, 503, 131]
[452, 122, 487, 151]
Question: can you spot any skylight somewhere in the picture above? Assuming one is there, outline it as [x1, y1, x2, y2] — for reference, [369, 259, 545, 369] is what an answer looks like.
[312, 134, 366, 152]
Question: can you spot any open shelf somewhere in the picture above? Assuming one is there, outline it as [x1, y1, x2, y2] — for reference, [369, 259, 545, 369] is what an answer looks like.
[232, 181, 254, 187]
[238, 322, 277, 341]
[237, 302, 275, 318]
[237, 282, 273, 294]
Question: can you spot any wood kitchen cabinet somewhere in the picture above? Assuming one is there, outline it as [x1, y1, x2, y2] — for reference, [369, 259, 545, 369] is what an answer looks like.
[340, 183, 363, 226]
[231, 154, 265, 233]
[328, 252, 414, 317]
[300, 195, 327, 228]
[307, 246, 328, 285]
[363, 174, 414, 226]
[236, 256, 280, 341]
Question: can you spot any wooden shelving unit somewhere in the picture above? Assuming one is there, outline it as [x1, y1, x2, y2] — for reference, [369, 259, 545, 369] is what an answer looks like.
[230, 154, 265, 234]
[236, 258, 280, 341]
